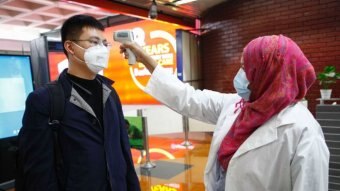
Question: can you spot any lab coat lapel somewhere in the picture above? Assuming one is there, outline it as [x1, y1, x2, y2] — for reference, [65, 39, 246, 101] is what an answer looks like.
[232, 118, 279, 159]
[231, 104, 296, 159]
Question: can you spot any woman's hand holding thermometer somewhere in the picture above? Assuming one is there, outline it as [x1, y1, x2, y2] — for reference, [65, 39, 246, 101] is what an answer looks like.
[113, 30, 136, 65]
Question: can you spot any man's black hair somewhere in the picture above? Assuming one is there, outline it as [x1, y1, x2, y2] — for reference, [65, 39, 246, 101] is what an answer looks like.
[61, 14, 105, 56]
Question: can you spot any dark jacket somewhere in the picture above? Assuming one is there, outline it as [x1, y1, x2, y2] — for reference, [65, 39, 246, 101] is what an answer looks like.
[18, 69, 140, 191]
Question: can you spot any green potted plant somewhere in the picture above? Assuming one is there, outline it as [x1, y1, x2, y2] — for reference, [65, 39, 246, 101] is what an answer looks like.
[317, 66, 340, 99]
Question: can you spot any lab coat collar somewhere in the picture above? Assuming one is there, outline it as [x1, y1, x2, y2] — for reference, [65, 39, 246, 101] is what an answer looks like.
[231, 103, 297, 159]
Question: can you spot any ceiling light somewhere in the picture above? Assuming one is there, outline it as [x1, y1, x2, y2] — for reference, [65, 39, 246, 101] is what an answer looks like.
[174, 0, 197, 5]
[148, 0, 157, 19]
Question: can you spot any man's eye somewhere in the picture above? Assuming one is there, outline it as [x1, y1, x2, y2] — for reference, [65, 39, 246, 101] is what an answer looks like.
[90, 40, 99, 45]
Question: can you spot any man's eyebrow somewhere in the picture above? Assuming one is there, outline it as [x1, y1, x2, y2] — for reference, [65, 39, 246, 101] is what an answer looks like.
[88, 36, 100, 39]
[89, 36, 108, 42]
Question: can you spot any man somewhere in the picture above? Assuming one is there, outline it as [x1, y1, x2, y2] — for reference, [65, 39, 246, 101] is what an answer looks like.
[16, 14, 140, 191]
[125, 119, 143, 139]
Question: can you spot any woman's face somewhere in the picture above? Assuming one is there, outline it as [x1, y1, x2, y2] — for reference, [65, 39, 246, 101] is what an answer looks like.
[240, 55, 244, 69]
[239, 54, 252, 92]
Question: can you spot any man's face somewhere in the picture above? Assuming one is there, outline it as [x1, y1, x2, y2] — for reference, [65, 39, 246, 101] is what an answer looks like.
[125, 121, 130, 130]
[69, 27, 108, 62]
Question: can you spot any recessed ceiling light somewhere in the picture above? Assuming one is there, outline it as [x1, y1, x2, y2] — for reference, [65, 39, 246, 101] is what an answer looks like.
[174, 0, 197, 5]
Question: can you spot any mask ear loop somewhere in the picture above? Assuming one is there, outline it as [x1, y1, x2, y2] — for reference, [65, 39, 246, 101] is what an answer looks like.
[71, 41, 85, 50]
[70, 41, 87, 64]
[72, 53, 87, 64]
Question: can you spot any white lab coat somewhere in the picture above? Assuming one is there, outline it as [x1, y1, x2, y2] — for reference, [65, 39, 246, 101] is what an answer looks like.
[144, 65, 330, 191]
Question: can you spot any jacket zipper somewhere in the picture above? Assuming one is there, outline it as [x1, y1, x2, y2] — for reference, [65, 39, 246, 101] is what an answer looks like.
[96, 117, 113, 190]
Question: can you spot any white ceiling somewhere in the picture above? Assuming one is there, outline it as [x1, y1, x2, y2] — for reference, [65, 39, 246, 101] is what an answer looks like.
[0, 0, 115, 41]
[0, 0, 227, 41]
[0, 0, 114, 30]
[112, 0, 227, 19]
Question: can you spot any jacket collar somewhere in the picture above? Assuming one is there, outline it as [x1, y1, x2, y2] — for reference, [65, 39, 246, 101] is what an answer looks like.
[58, 68, 114, 85]
[58, 68, 114, 117]
[231, 103, 297, 159]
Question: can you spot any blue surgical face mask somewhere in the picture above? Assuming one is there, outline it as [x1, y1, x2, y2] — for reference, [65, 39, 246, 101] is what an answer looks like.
[233, 68, 251, 101]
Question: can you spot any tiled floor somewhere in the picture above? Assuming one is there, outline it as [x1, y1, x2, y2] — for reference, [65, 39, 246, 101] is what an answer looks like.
[6, 132, 212, 191]
[133, 132, 212, 191]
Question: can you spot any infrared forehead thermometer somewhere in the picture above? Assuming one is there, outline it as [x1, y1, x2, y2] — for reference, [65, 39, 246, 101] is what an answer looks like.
[113, 30, 136, 65]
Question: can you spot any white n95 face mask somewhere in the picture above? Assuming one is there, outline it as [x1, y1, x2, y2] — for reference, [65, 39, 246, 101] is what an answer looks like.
[72, 42, 110, 74]
[233, 68, 251, 101]
[84, 45, 109, 74]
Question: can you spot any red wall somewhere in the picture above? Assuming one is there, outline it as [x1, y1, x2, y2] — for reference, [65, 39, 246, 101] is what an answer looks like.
[200, 0, 340, 114]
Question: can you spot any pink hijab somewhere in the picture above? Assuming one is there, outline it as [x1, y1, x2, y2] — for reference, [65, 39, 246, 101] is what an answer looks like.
[217, 35, 316, 170]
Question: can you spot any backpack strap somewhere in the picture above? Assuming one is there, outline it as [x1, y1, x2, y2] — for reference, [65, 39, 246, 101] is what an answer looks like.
[46, 80, 66, 190]
[47, 80, 65, 125]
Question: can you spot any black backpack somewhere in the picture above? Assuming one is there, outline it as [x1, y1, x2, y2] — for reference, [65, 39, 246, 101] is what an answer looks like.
[15, 80, 66, 191]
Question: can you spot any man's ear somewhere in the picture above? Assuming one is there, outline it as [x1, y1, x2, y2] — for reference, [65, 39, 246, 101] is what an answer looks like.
[64, 41, 74, 55]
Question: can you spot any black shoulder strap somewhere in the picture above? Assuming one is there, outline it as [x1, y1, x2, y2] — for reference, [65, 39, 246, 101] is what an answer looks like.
[46, 80, 66, 190]
[47, 80, 65, 124]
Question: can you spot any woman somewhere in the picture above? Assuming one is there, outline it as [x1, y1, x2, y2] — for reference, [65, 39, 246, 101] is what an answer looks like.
[120, 35, 329, 191]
